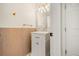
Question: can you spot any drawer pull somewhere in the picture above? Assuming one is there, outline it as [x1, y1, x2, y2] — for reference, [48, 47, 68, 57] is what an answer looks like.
[36, 42, 39, 45]
[35, 37, 40, 38]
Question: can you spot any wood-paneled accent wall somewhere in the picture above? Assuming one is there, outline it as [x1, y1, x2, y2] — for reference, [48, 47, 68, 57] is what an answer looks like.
[0, 28, 36, 56]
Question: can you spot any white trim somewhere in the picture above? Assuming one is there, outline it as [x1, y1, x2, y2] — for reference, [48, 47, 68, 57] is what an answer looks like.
[50, 3, 68, 56]
[61, 4, 66, 56]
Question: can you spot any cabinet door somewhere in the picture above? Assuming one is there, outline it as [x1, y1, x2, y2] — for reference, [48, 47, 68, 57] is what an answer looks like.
[32, 34, 46, 56]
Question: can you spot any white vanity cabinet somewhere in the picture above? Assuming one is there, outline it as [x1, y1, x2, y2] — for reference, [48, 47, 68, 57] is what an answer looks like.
[31, 32, 50, 56]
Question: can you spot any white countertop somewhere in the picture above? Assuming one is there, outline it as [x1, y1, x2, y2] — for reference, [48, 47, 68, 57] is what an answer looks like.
[32, 31, 49, 34]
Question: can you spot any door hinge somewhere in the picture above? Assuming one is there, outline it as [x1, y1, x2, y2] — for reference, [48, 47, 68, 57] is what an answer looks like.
[65, 27, 66, 32]
[65, 4, 66, 9]
[65, 49, 67, 55]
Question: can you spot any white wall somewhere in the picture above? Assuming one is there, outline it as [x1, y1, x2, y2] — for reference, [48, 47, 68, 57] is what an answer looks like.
[0, 3, 36, 27]
[50, 3, 62, 56]
[0, 3, 62, 55]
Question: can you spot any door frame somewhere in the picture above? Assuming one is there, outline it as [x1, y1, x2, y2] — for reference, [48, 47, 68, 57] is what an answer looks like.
[61, 3, 67, 56]
[50, 3, 67, 56]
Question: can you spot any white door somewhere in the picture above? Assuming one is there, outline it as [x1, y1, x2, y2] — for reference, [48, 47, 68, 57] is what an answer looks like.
[66, 4, 79, 56]
[50, 4, 61, 56]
